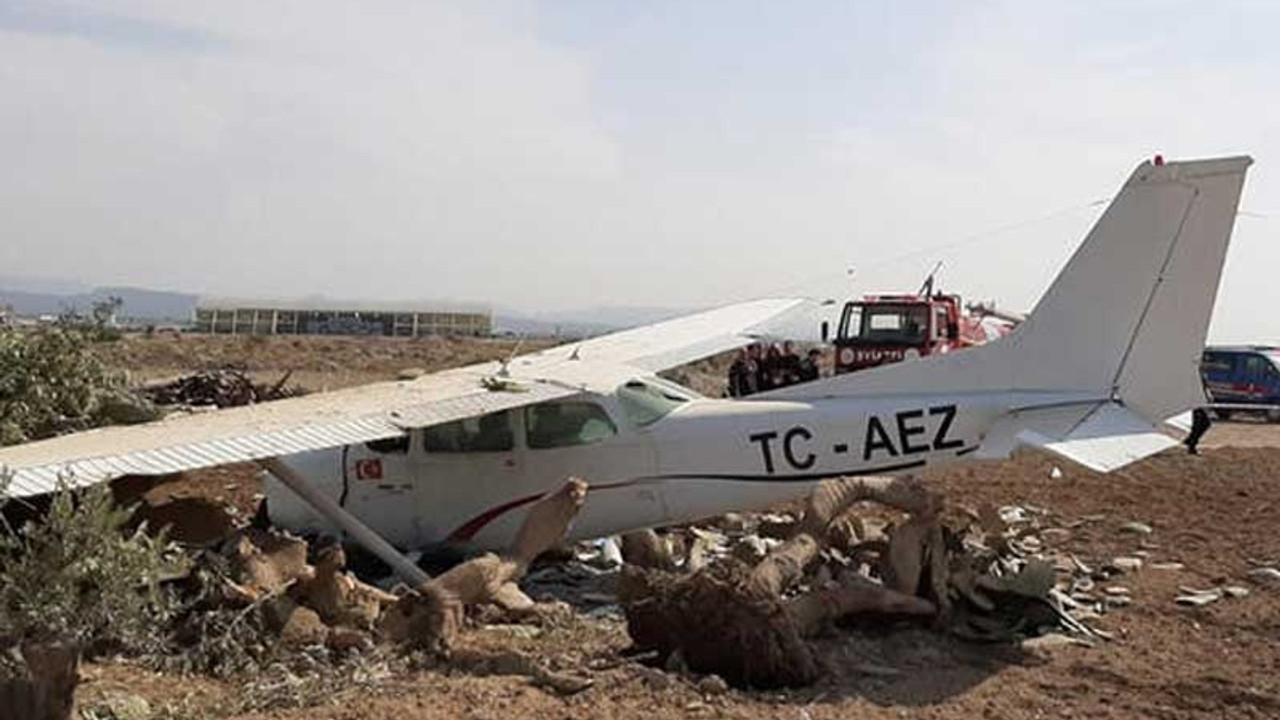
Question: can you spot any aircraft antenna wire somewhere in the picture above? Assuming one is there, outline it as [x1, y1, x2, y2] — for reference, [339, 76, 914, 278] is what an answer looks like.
[756, 196, 1111, 301]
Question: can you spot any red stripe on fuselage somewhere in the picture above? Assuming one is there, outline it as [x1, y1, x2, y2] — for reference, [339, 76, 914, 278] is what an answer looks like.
[446, 480, 637, 542]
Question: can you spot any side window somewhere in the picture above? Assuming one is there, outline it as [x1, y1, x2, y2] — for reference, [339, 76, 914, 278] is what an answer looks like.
[423, 411, 513, 453]
[525, 401, 618, 449]
[838, 304, 861, 340]
[366, 435, 409, 454]
[1244, 355, 1267, 381]
[1201, 352, 1232, 376]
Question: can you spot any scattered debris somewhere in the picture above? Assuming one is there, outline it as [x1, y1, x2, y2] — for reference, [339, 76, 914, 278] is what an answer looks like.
[1176, 587, 1224, 607]
[1247, 567, 1280, 584]
[1223, 585, 1251, 599]
[1110, 557, 1144, 572]
[1119, 521, 1154, 535]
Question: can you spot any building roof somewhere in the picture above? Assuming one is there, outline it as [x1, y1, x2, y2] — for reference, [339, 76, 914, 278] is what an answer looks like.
[196, 296, 490, 315]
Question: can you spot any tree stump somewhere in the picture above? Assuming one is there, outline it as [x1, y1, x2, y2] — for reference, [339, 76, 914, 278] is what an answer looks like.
[0, 642, 80, 720]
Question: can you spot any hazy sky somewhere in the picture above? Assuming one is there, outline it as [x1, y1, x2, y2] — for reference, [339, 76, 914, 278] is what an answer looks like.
[2, 1, 1276, 340]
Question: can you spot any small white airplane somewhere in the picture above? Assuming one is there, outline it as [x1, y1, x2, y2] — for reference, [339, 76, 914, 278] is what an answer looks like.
[0, 155, 1252, 583]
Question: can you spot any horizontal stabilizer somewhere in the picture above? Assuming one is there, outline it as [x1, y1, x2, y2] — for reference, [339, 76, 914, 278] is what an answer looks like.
[979, 402, 1179, 472]
[1164, 411, 1194, 434]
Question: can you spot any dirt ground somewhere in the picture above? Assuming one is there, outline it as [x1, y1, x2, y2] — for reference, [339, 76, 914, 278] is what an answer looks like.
[74, 337, 1280, 719]
[92, 333, 554, 391]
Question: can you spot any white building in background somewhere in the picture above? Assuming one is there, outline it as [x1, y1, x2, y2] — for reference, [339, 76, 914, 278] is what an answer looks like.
[193, 298, 491, 338]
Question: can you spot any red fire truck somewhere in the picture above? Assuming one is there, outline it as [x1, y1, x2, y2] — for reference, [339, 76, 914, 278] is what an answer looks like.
[829, 275, 1018, 375]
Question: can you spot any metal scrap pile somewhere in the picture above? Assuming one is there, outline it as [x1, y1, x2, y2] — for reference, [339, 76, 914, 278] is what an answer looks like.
[140, 369, 303, 408]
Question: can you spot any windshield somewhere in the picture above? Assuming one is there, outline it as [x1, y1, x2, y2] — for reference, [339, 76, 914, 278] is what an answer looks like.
[617, 379, 689, 427]
[855, 303, 929, 344]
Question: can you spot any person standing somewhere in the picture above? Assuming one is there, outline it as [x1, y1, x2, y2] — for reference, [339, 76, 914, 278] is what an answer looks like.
[779, 341, 802, 387]
[727, 349, 751, 397]
[1185, 373, 1214, 455]
[1184, 407, 1212, 455]
[759, 344, 782, 392]
[742, 344, 762, 396]
[798, 348, 822, 383]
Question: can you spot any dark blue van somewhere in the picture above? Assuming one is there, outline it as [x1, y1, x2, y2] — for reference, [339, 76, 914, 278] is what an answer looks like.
[1200, 346, 1280, 421]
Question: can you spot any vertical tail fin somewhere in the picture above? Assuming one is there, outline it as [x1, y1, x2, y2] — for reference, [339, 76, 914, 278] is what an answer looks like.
[1002, 155, 1252, 421]
[777, 155, 1252, 427]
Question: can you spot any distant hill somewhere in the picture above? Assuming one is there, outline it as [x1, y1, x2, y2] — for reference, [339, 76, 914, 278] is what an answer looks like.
[0, 278, 778, 337]
[0, 285, 198, 322]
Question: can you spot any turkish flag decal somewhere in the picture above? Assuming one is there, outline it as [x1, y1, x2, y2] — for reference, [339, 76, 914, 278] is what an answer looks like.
[355, 458, 383, 481]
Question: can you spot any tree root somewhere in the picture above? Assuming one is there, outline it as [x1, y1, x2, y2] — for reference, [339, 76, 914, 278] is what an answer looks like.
[380, 478, 587, 654]
[620, 476, 944, 688]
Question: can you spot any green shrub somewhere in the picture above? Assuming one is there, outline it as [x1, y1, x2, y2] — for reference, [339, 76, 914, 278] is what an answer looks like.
[0, 326, 158, 446]
[0, 473, 186, 655]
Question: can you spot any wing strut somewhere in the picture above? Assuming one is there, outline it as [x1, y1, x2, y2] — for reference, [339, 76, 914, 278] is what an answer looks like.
[258, 458, 430, 586]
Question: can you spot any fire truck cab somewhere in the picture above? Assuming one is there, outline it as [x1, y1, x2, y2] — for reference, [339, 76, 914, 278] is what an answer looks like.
[832, 293, 964, 374]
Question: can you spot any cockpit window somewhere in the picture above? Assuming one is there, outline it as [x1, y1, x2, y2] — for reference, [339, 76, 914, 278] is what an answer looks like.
[424, 410, 514, 453]
[525, 401, 618, 448]
[617, 379, 689, 427]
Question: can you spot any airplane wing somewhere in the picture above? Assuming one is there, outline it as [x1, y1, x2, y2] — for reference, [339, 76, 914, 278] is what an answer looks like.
[0, 367, 577, 497]
[0, 298, 810, 496]
[506, 297, 813, 391]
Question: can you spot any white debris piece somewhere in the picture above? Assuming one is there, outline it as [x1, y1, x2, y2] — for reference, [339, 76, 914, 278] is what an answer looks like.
[1222, 586, 1251, 599]
[1110, 557, 1144, 572]
[1246, 567, 1280, 584]
[1119, 521, 1154, 535]
[1176, 587, 1224, 607]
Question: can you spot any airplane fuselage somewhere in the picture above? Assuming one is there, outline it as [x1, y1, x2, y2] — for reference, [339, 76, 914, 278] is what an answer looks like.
[265, 388, 1024, 550]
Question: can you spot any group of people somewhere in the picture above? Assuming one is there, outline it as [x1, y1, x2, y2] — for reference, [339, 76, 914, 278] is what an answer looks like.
[727, 341, 822, 397]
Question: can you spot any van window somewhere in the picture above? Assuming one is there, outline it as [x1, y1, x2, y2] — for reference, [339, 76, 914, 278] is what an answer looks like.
[525, 401, 617, 449]
[1244, 354, 1270, 381]
[423, 411, 513, 452]
[1263, 359, 1280, 382]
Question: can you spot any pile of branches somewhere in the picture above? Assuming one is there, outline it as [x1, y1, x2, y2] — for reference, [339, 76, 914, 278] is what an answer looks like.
[140, 369, 304, 408]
